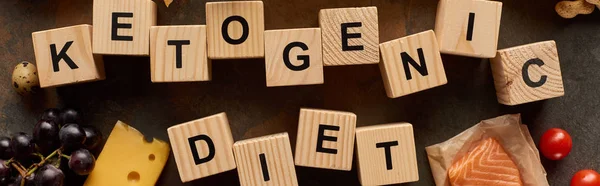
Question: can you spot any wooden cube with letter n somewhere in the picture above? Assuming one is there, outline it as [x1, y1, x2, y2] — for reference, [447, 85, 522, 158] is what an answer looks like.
[264, 28, 324, 87]
[294, 108, 356, 171]
[150, 25, 211, 83]
[379, 30, 447, 98]
[167, 113, 236, 182]
[491, 41, 564, 105]
[319, 7, 379, 66]
[355, 123, 419, 185]
[233, 133, 298, 186]
[93, 0, 157, 55]
[206, 1, 264, 59]
[32, 24, 105, 88]
[434, 0, 502, 58]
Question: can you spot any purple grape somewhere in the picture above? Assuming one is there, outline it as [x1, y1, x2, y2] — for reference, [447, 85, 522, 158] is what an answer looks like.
[0, 137, 13, 160]
[34, 165, 64, 186]
[0, 160, 10, 180]
[40, 108, 61, 125]
[58, 124, 86, 150]
[59, 108, 81, 125]
[14, 172, 35, 186]
[68, 149, 95, 175]
[82, 126, 102, 150]
[11, 133, 34, 159]
[33, 120, 60, 154]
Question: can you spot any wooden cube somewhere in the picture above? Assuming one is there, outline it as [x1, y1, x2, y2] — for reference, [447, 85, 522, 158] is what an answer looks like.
[319, 7, 379, 66]
[491, 41, 564, 105]
[206, 1, 265, 59]
[379, 30, 447, 98]
[32, 25, 105, 88]
[264, 28, 324, 87]
[92, 0, 157, 56]
[150, 25, 211, 83]
[233, 133, 298, 186]
[355, 123, 419, 185]
[167, 113, 236, 182]
[294, 108, 356, 171]
[434, 0, 502, 58]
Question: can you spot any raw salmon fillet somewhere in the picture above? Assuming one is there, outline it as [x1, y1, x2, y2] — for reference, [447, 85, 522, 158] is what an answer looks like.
[448, 138, 523, 186]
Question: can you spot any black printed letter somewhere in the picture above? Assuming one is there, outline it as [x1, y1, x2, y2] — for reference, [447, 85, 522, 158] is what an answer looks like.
[167, 40, 191, 68]
[341, 22, 363, 51]
[111, 12, 133, 41]
[401, 48, 429, 80]
[259, 153, 270, 181]
[188, 135, 215, 165]
[376, 141, 398, 170]
[50, 41, 79, 72]
[283, 42, 310, 71]
[221, 16, 249, 45]
[316, 125, 340, 154]
[522, 58, 547, 88]
[467, 13, 475, 41]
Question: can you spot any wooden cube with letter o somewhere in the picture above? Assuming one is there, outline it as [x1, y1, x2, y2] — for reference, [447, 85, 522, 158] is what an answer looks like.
[264, 28, 324, 87]
[32, 24, 105, 88]
[167, 113, 236, 183]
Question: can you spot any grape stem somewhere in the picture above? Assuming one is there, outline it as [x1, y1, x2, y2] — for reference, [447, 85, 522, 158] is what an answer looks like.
[61, 154, 71, 160]
[26, 148, 61, 175]
[9, 162, 26, 176]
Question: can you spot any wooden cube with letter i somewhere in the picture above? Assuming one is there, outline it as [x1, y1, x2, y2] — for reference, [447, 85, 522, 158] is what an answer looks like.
[233, 133, 298, 186]
[434, 0, 502, 58]
[150, 25, 211, 83]
[93, 0, 157, 55]
[167, 113, 237, 183]
[491, 41, 564, 105]
[264, 28, 324, 87]
[294, 108, 356, 171]
[32, 24, 105, 88]
[206, 1, 265, 59]
[379, 30, 447, 98]
[355, 123, 419, 185]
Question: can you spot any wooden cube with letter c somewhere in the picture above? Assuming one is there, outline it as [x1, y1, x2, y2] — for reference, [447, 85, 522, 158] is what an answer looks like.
[264, 28, 324, 87]
[294, 108, 356, 171]
[319, 7, 379, 66]
[167, 113, 236, 183]
[150, 25, 211, 83]
[379, 30, 447, 98]
[355, 123, 419, 185]
[206, 1, 265, 59]
[491, 40, 564, 105]
[92, 0, 157, 55]
[32, 24, 105, 88]
[233, 133, 298, 186]
[434, 0, 502, 58]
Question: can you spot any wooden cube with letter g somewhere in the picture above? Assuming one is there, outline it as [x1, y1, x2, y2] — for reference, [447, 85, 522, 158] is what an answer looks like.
[167, 113, 236, 182]
[32, 24, 105, 88]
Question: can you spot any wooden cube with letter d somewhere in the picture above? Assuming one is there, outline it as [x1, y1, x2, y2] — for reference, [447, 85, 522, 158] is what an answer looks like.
[32, 24, 105, 88]
[264, 28, 324, 87]
[167, 113, 236, 182]
[379, 30, 447, 98]
[355, 123, 419, 185]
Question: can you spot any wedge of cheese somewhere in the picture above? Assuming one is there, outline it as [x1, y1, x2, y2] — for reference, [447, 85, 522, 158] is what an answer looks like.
[84, 121, 170, 186]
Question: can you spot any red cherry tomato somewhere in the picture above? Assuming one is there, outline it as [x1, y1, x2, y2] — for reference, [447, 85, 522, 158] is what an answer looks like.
[571, 170, 600, 186]
[539, 128, 572, 160]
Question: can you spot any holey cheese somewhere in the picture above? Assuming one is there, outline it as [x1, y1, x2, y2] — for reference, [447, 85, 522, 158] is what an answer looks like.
[84, 121, 170, 186]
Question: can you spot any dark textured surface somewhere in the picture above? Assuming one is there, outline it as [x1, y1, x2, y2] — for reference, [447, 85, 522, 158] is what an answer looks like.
[0, 0, 598, 185]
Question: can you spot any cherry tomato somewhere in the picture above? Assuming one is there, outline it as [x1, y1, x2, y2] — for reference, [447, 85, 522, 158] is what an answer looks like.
[571, 169, 600, 186]
[539, 128, 572, 160]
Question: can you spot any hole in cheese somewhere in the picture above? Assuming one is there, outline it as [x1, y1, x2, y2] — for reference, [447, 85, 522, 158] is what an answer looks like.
[148, 154, 155, 161]
[127, 171, 140, 182]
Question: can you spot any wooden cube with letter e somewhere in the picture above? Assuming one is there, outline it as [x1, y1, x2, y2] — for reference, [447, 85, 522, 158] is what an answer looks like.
[206, 1, 265, 59]
[491, 40, 564, 105]
[93, 0, 157, 55]
[319, 7, 379, 66]
[233, 133, 298, 186]
[264, 28, 324, 87]
[32, 24, 105, 88]
[150, 25, 211, 83]
[355, 123, 419, 185]
[379, 30, 447, 98]
[294, 108, 356, 171]
[167, 113, 236, 183]
[434, 0, 502, 58]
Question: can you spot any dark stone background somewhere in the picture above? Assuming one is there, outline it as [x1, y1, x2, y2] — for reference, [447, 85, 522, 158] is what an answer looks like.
[0, 0, 598, 185]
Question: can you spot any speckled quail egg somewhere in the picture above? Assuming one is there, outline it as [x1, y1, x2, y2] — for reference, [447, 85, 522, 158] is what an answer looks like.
[12, 61, 40, 96]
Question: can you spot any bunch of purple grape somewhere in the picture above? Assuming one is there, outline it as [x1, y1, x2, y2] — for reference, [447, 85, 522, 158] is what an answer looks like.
[0, 108, 103, 186]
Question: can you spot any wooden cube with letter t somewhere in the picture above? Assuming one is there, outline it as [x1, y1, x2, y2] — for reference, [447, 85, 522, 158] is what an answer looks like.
[319, 7, 379, 66]
[264, 28, 324, 87]
[206, 1, 265, 59]
[32, 24, 105, 88]
[93, 0, 156, 55]
[491, 41, 564, 105]
[233, 133, 298, 186]
[294, 108, 356, 171]
[434, 0, 502, 58]
[150, 25, 211, 83]
[379, 30, 447, 98]
[355, 123, 419, 185]
[167, 113, 236, 182]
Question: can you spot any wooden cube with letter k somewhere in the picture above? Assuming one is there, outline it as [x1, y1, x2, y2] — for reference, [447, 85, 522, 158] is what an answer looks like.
[32, 25, 105, 88]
